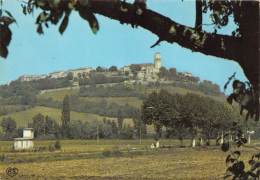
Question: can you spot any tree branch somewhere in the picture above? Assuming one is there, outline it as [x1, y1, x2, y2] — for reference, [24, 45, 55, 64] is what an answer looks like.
[85, 0, 242, 62]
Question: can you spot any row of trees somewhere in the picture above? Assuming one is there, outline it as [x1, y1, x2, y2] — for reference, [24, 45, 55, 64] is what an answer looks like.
[141, 90, 242, 146]
[79, 84, 142, 98]
[0, 115, 146, 140]
[96, 66, 118, 72]
[60, 95, 146, 139]
[37, 94, 139, 119]
[159, 67, 222, 95]
[78, 72, 127, 86]
[0, 92, 256, 142]
[0, 105, 29, 116]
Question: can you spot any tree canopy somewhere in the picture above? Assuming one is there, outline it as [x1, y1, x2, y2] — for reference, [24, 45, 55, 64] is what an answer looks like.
[141, 90, 242, 140]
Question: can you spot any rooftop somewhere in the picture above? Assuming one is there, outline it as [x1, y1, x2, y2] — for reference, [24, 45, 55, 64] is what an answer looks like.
[14, 137, 33, 140]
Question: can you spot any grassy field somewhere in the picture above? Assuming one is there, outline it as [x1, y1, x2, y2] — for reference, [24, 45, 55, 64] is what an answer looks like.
[79, 97, 142, 108]
[0, 139, 259, 179]
[0, 106, 119, 127]
[37, 84, 225, 103]
[37, 89, 79, 101]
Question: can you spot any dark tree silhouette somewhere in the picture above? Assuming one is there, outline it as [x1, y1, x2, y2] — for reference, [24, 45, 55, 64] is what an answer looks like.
[61, 95, 70, 137]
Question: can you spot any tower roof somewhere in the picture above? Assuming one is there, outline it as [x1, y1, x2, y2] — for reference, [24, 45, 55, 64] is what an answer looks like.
[154, 52, 161, 59]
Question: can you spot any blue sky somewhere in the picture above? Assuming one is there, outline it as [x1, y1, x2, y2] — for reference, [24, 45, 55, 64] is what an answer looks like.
[0, 0, 247, 94]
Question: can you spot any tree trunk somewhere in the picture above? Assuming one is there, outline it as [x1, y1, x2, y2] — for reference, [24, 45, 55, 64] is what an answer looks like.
[237, 1, 259, 120]
[192, 138, 196, 148]
[220, 131, 224, 145]
[200, 138, 203, 146]
[248, 134, 251, 144]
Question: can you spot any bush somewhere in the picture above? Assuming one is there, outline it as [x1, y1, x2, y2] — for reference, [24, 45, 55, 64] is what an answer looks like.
[48, 144, 56, 152]
[102, 150, 111, 157]
[33, 146, 47, 152]
[0, 154, 5, 162]
[111, 146, 123, 156]
[102, 146, 123, 157]
[54, 140, 61, 150]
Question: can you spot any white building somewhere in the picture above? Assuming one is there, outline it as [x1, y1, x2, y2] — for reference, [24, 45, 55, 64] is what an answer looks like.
[46, 67, 93, 79]
[49, 71, 68, 79]
[69, 67, 93, 78]
[181, 72, 193, 77]
[14, 128, 34, 150]
[19, 75, 47, 82]
[121, 52, 162, 81]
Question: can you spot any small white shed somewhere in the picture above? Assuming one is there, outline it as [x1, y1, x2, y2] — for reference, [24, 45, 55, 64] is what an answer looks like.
[14, 128, 34, 150]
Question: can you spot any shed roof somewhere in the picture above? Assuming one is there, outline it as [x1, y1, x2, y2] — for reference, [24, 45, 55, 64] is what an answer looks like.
[14, 137, 33, 141]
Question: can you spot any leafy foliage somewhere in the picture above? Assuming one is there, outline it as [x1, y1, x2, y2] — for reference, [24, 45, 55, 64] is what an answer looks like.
[0, 116, 18, 139]
[61, 95, 70, 137]
[224, 151, 260, 179]
[0, 9, 15, 58]
[1, 116, 16, 134]
[18, 0, 99, 36]
[141, 90, 240, 141]
[224, 74, 258, 121]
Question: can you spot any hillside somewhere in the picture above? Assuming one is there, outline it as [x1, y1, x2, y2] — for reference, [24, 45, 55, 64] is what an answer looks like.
[0, 106, 152, 133]
[0, 106, 118, 127]
[0, 60, 227, 135]
[37, 83, 225, 106]
[0, 83, 226, 128]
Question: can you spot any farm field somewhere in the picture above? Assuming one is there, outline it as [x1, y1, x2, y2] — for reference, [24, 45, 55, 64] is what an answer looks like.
[0, 139, 259, 179]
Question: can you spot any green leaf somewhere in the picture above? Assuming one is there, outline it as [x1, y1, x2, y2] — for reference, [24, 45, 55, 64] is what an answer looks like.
[0, 25, 12, 47]
[4, 10, 14, 19]
[37, 24, 44, 35]
[59, 15, 69, 35]
[221, 142, 229, 152]
[78, 8, 99, 35]
[0, 44, 8, 58]
[91, 22, 98, 34]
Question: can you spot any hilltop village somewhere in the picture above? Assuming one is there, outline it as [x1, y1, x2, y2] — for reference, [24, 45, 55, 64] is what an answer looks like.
[18, 53, 194, 86]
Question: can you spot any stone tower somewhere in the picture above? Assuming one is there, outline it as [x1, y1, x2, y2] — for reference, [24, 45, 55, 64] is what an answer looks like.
[154, 52, 162, 71]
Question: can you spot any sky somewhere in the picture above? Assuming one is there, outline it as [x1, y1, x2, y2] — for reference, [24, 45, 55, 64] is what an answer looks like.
[0, 0, 248, 94]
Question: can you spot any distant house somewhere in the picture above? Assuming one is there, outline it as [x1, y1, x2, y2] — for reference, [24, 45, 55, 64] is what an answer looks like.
[49, 71, 68, 79]
[19, 74, 47, 82]
[69, 67, 93, 78]
[180, 72, 193, 78]
[120, 52, 162, 81]
[14, 128, 34, 150]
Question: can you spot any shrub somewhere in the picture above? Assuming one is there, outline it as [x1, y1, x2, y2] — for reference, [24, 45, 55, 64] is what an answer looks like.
[54, 140, 61, 150]
[0, 154, 5, 162]
[48, 144, 56, 152]
[111, 146, 123, 157]
[34, 146, 47, 152]
[102, 146, 123, 157]
[102, 150, 111, 157]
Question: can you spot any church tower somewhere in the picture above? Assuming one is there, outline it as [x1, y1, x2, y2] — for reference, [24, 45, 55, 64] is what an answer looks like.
[154, 52, 162, 71]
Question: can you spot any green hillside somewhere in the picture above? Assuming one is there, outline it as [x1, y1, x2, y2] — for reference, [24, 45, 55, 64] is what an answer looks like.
[79, 97, 142, 108]
[37, 85, 225, 109]
[0, 106, 118, 127]
[0, 106, 155, 133]
[37, 89, 78, 101]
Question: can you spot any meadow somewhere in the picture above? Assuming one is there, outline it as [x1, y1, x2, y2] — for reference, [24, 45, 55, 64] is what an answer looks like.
[37, 85, 225, 103]
[0, 106, 119, 127]
[0, 139, 259, 179]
